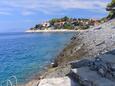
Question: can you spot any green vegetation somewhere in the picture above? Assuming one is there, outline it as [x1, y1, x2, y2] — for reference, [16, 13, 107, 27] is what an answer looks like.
[49, 18, 59, 26]
[63, 23, 74, 29]
[80, 25, 90, 30]
[34, 24, 43, 29]
[49, 16, 70, 26]
[61, 16, 69, 21]
[107, 0, 115, 19]
[29, 16, 99, 30]
[108, 0, 115, 7]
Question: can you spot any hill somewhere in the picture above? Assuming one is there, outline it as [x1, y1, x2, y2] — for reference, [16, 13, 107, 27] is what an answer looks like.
[28, 17, 100, 31]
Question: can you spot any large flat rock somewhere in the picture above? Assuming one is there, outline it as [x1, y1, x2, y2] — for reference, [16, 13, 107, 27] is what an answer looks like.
[70, 49, 115, 86]
[74, 67, 115, 86]
[38, 77, 78, 86]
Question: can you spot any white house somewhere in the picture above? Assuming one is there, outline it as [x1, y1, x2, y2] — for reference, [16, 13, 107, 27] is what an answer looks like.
[42, 22, 50, 27]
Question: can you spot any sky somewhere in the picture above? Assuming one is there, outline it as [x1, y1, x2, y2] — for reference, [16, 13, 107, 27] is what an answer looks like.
[0, 0, 111, 32]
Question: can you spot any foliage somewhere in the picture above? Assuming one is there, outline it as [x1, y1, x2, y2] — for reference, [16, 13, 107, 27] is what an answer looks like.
[49, 18, 59, 25]
[29, 16, 97, 30]
[61, 16, 69, 21]
[30, 28, 35, 30]
[54, 25, 62, 29]
[63, 23, 74, 29]
[49, 16, 70, 25]
[107, 0, 115, 19]
[107, 0, 115, 7]
[81, 25, 90, 30]
[111, 0, 115, 6]
[34, 24, 43, 29]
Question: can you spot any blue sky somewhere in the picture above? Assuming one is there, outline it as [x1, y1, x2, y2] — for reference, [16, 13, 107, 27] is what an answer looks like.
[0, 0, 111, 32]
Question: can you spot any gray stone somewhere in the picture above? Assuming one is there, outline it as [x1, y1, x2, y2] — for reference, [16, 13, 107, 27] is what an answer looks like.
[38, 77, 79, 86]
[81, 80, 95, 86]
[71, 59, 90, 68]
[70, 67, 115, 86]
[70, 55, 115, 86]
[112, 64, 115, 71]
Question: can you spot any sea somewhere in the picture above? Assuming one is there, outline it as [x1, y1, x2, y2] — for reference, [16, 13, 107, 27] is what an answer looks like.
[0, 32, 75, 85]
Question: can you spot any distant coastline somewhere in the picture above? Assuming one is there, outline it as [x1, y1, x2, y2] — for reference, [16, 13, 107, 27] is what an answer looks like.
[27, 16, 101, 32]
[26, 29, 78, 33]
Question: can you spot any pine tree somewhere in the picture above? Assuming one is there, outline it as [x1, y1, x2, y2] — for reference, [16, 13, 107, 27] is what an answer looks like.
[107, 0, 115, 19]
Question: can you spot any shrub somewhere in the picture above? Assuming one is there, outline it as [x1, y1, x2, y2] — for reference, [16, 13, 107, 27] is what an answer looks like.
[107, 0, 115, 19]
[49, 18, 59, 25]
[61, 16, 69, 21]
[63, 23, 74, 29]
[34, 24, 43, 29]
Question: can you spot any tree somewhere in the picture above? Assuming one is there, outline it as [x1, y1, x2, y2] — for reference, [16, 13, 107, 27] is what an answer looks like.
[62, 16, 69, 21]
[35, 24, 39, 28]
[107, 0, 115, 19]
[63, 23, 74, 29]
[49, 18, 58, 25]
[30, 28, 35, 30]
[34, 24, 43, 29]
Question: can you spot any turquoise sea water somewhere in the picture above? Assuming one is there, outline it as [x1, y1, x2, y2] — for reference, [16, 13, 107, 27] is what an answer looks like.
[0, 32, 75, 84]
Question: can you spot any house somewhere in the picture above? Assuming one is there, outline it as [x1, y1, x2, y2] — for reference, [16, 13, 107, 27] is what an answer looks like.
[54, 22, 65, 26]
[42, 22, 50, 27]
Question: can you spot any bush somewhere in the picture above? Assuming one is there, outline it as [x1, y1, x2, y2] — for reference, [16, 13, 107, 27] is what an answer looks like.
[30, 28, 35, 30]
[34, 24, 43, 29]
[63, 23, 74, 29]
[107, 0, 115, 19]
[49, 18, 59, 25]
[78, 25, 89, 30]
[61, 16, 69, 21]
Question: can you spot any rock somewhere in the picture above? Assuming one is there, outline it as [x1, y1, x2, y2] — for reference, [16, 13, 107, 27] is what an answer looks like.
[51, 62, 57, 68]
[21, 80, 39, 86]
[70, 59, 90, 68]
[96, 41, 105, 46]
[71, 36, 77, 40]
[94, 26, 102, 30]
[69, 67, 115, 86]
[88, 57, 115, 79]
[71, 69, 77, 74]
[111, 64, 115, 71]
[81, 79, 95, 86]
[69, 55, 115, 86]
[97, 67, 105, 77]
[38, 77, 78, 86]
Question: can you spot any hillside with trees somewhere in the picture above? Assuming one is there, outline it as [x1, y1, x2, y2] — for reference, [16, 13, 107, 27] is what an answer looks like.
[29, 16, 100, 31]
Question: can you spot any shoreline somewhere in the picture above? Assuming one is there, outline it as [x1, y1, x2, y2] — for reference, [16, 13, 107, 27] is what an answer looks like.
[25, 29, 78, 33]
[23, 19, 115, 86]
[18, 31, 76, 86]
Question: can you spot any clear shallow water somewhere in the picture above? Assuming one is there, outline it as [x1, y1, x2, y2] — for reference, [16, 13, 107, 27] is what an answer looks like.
[0, 32, 75, 84]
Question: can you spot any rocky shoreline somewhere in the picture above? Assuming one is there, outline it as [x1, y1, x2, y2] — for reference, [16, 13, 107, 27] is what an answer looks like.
[22, 19, 115, 86]
[54, 19, 115, 66]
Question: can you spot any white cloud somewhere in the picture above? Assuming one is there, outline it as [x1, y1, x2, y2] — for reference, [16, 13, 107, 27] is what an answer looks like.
[0, 11, 11, 15]
[21, 11, 35, 16]
[0, 0, 110, 15]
